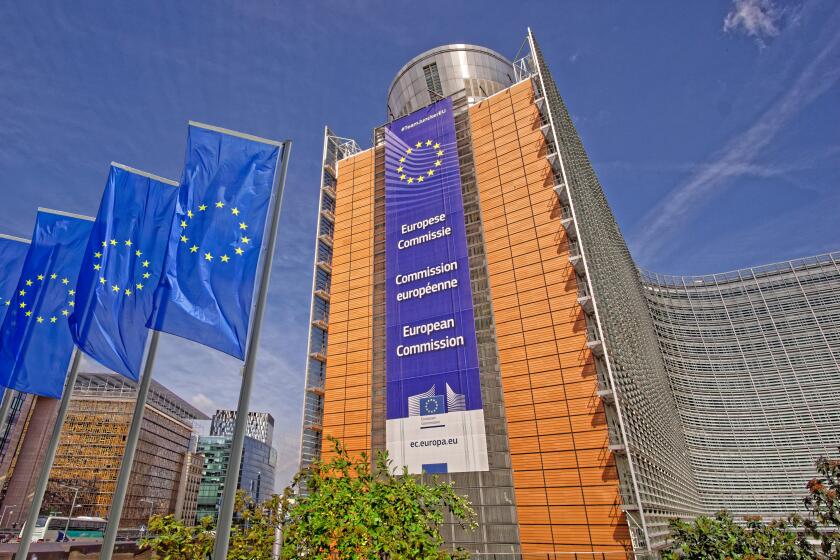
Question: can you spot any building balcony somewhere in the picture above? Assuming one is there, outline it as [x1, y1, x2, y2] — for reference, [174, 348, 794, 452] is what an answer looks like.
[313, 288, 330, 302]
[586, 327, 604, 357]
[560, 208, 577, 240]
[321, 184, 336, 200]
[309, 350, 327, 363]
[539, 121, 552, 140]
[577, 294, 594, 314]
[534, 93, 546, 114]
[553, 181, 569, 205]
[306, 385, 325, 397]
[609, 442, 627, 453]
[569, 252, 585, 275]
[596, 387, 614, 403]
[546, 150, 561, 172]
[311, 317, 328, 331]
[318, 233, 333, 248]
[320, 208, 335, 223]
[324, 161, 337, 179]
[316, 260, 332, 274]
[304, 423, 323, 433]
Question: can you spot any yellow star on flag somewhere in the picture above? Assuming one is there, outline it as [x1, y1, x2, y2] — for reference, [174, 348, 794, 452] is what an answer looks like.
[125, 240, 132, 247]
[180, 220, 188, 228]
[400, 174, 406, 181]
[101, 241, 107, 248]
[68, 301, 75, 307]
[406, 148, 412, 154]
[437, 150, 444, 156]
[235, 247, 244, 256]
[50, 273, 57, 279]
[19, 302, 26, 309]
[204, 252, 213, 261]
[142, 260, 150, 268]
[215, 201, 225, 208]
[36, 316, 43, 323]
[199, 204, 207, 211]
[187, 210, 194, 218]
[239, 222, 248, 230]
[415, 141, 422, 148]
[125, 288, 132, 296]
[19, 289, 25, 296]
[427, 169, 434, 176]
[241, 236, 250, 244]
[143, 272, 151, 279]
[434, 143, 440, 149]
[135, 250, 142, 257]
[220, 254, 230, 263]
[435, 160, 442, 167]
[99, 277, 106, 285]
[417, 176, 424, 183]
[25, 280, 32, 286]
[94, 263, 101, 271]
[399, 156, 406, 163]
[62, 278, 69, 284]
[62, 309, 70, 316]
[180, 235, 188, 243]
[50, 317, 57, 323]
[68, 290, 75, 296]
[94, 251, 102, 258]
[407, 177, 414, 184]
[190, 245, 199, 253]
[426, 140, 432, 146]
[110, 239, 117, 246]
[37, 274, 44, 281]
[397, 166, 403, 173]
[136, 283, 144, 290]
[112, 285, 120, 293]
[231, 208, 240, 216]
[25, 311, 32, 317]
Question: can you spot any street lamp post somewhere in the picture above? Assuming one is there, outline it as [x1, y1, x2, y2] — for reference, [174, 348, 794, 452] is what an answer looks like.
[0, 505, 16, 528]
[54, 482, 80, 542]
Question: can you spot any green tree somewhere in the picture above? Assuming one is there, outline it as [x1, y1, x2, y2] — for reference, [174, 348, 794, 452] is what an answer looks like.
[139, 490, 280, 560]
[280, 438, 477, 560]
[661, 511, 813, 560]
[803, 447, 840, 558]
[139, 513, 214, 560]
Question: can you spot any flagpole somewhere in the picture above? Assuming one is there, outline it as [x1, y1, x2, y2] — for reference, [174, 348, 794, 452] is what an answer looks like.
[212, 140, 291, 560]
[99, 330, 161, 560]
[15, 349, 82, 559]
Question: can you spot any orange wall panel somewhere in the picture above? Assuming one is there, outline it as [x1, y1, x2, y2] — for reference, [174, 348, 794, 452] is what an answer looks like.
[320, 149, 375, 463]
[471, 80, 630, 555]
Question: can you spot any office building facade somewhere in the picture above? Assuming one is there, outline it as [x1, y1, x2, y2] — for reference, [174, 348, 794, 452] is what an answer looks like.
[196, 410, 277, 523]
[298, 30, 839, 557]
[0, 372, 207, 530]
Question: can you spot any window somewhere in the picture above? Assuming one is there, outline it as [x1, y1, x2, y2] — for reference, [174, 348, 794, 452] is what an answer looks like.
[423, 62, 443, 99]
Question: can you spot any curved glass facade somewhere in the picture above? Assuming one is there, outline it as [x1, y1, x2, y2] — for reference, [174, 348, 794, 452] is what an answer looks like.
[641, 254, 840, 519]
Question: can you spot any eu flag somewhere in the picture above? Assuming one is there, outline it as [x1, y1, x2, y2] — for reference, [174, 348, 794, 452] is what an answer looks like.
[0, 234, 30, 324]
[148, 122, 285, 359]
[0, 210, 93, 398]
[68, 164, 178, 381]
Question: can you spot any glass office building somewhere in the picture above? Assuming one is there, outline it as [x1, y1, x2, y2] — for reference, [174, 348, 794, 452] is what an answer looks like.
[196, 410, 277, 523]
[298, 29, 840, 557]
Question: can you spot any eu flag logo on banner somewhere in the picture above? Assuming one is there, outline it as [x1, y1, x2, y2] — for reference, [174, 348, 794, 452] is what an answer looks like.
[68, 164, 178, 381]
[0, 234, 30, 324]
[0, 210, 93, 398]
[148, 122, 285, 359]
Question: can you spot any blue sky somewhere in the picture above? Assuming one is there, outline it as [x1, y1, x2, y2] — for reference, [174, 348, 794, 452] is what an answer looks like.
[0, 0, 837, 489]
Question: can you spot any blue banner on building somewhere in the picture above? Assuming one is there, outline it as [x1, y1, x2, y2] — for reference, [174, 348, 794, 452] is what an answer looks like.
[385, 98, 488, 474]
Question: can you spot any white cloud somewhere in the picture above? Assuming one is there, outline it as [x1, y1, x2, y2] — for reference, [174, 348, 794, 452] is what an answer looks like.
[633, 18, 840, 264]
[190, 392, 217, 414]
[724, 0, 783, 41]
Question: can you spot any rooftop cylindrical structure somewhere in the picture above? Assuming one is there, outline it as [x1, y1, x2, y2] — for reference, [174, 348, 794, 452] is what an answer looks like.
[387, 44, 513, 119]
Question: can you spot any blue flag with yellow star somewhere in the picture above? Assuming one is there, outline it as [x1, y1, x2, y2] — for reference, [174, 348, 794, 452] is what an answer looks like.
[68, 164, 178, 381]
[0, 209, 93, 398]
[148, 122, 284, 359]
[0, 234, 30, 325]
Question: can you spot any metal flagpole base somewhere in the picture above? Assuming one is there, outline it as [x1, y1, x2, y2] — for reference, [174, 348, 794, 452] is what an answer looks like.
[15, 349, 83, 559]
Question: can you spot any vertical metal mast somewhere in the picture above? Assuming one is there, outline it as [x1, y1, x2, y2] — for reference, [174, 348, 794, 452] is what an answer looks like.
[212, 140, 292, 560]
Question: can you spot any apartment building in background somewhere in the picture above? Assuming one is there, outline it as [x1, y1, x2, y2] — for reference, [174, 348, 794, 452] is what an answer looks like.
[298, 29, 840, 558]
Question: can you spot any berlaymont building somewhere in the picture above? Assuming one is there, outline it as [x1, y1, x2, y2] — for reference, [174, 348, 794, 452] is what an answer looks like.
[296, 29, 840, 558]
